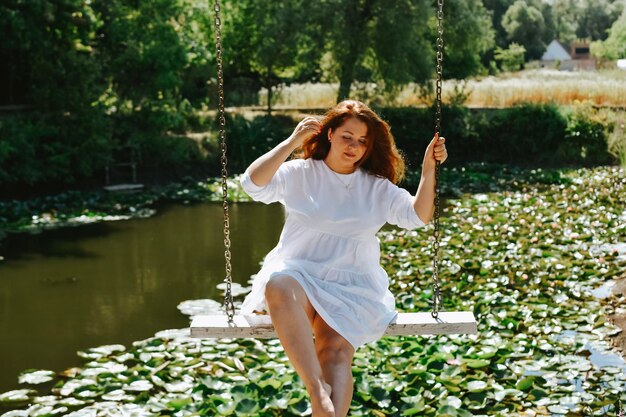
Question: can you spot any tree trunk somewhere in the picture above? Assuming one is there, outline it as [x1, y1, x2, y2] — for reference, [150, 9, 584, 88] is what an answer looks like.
[266, 83, 272, 116]
[337, 51, 358, 102]
[335, 0, 376, 103]
[264, 67, 273, 116]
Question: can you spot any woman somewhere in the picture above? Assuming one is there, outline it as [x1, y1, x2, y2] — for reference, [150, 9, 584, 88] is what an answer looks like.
[239, 100, 447, 417]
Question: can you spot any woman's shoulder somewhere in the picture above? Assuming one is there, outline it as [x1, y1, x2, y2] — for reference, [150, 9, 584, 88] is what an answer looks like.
[360, 169, 392, 187]
[283, 157, 310, 169]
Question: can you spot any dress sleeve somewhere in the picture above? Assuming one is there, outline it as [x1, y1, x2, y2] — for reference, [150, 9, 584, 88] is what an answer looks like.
[386, 181, 426, 230]
[240, 160, 298, 204]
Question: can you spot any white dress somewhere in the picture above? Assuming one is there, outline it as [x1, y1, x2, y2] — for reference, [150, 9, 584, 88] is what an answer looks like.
[239, 158, 425, 348]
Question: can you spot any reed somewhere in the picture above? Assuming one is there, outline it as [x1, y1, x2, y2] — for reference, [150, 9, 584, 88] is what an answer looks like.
[259, 69, 626, 109]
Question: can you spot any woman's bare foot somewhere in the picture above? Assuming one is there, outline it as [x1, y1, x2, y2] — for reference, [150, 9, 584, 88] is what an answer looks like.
[310, 380, 334, 417]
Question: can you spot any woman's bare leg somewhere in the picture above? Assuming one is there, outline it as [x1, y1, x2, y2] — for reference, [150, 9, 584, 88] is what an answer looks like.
[264, 275, 335, 417]
[313, 314, 355, 417]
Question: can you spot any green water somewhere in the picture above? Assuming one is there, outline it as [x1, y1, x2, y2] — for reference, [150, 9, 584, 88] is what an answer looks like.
[0, 202, 283, 393]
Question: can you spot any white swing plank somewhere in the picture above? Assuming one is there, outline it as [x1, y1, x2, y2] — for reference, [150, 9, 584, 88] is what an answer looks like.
[190, 311, 477, 338]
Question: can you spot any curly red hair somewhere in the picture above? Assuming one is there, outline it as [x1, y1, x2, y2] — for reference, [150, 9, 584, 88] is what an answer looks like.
[296, 100, 405, 184]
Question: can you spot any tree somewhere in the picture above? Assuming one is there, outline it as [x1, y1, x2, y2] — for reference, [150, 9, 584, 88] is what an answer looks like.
[551, 0, 579, 43]
[502, 0, 548, 60]
[442, 0, 495, 79]
[494, 42, 526, 71]
[223, 0, 325, 113]
[322, 0, 432, 102]
[482, 0, 516, 48]
[576, 0, 624, 41]
[0, 0, 111, 187]
[591, 9, 626, 60]
[92, 0, 190, 129]
[550, 0, 624, 43]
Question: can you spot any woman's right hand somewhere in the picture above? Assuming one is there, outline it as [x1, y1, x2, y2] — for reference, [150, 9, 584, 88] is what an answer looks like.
[290, 116, 321, 148]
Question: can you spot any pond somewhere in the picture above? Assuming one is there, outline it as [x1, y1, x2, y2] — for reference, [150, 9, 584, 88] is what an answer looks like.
[0, 202, 284, 394]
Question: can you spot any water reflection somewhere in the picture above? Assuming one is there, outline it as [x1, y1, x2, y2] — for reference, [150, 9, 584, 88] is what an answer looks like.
[0, 202, 284, 393]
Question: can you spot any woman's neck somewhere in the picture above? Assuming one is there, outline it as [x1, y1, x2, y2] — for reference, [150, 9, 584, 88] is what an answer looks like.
[323, 155, 357, 174]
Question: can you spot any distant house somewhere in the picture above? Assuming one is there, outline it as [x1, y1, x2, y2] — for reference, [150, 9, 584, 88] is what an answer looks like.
[540, 39, 596, 70]
[542, 40, 571, 61]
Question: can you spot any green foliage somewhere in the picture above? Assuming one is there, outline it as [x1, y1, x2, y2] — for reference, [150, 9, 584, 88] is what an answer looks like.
[502, 0, 549, 60]
[440, 0, 496, 79]
[216, 104, 617, 175]
[486, 0, 624, 60]
[604, 108, 626, 167]
[481, 103, 567, 165]
[560, 105, 613, 166]
[574, 0, 624, 41]
[224, 0, 324, 113]
[0, 110, 111, 189]
[326, 0, 432, 101]
[482, 0, 516, 48]
[2, 0, 623, 195]
[591, 9, 626, 60]
[223, 114, 295, 174]
[494, 43, 526, 72]
[382, 104, 613, 168]
[0, 0, 215, 193]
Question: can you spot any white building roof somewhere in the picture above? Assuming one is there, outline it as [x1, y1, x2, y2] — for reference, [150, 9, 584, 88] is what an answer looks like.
[542, 40, 571, 61]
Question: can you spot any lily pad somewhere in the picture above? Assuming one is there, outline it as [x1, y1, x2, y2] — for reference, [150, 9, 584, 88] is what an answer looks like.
[18, 369, 56, 385]
[0, 389, 38, 405]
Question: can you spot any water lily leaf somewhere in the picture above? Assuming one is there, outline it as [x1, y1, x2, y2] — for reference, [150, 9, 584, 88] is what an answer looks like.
[101, 389, 134, 402]
[235, 398, 260, 415]
[547, 404, 569, 414]
[216, 400, 236, 415]
[122, 380, 153, 392]
[463, 391, 488, 409]
[527, 388, 549, 401]
[77, 344, 125, 359]
[476, 346, 498, 359]
[26, 405, 68, 416]
[18, 369, 56, 385]
[57, 397, 87, 407]
[59, 379, 98, 396]
[463, 359, 490, 368]
[0, 411, 29, 417]
[494, 388, 523, 401]
[165, 396, 193, 411]
[0, 389, 38, 405]
[154, 328, 191, 339]
[288, 398, 311, 416]
[466, 380, 488, 392]
[164, 380, 193, 393]
[440, 396, 462, 408]
[515, 376, 535, 391]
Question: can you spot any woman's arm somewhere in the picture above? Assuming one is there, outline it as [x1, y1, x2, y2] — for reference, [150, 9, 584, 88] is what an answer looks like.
[413, 134, 448, 224]
[247, 117, 321, 186]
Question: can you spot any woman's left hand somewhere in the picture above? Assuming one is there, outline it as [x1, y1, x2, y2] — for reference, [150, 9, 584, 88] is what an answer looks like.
[422, 133, 448, 172]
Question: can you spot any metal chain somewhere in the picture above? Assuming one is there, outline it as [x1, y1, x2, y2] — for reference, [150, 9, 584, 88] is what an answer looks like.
[214, 0, 235, 323]
[431, 0, 444, 318]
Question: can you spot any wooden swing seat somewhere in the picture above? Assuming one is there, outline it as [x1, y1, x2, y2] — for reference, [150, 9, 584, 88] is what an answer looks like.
[190, 311, 477, 338]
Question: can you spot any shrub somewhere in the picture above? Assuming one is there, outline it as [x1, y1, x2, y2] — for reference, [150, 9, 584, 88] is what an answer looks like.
[604, 109, 626, 168]
[479, 103, 568, 165]
[560, 105, 613, 166]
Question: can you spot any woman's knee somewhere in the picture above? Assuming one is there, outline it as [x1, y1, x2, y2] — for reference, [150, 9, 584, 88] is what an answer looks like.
[316, 337, 354, 367]
[264, 275, 301, 306]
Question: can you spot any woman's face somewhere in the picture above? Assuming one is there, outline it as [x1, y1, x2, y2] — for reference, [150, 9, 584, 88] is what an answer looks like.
[327, 117, 369, 170]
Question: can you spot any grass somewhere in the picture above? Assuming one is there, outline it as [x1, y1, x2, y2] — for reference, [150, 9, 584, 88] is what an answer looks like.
[259, 69, 626, 109]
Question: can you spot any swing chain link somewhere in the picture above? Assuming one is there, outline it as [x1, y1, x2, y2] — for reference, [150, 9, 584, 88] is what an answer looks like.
[214, 0, 235, 323]
[431, 0, 444, 319]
